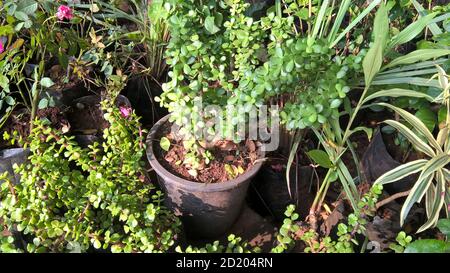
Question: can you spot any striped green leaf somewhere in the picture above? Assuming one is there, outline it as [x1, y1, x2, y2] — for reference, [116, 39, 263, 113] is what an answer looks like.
[416, 153, 450, 184]
[388, 13, 436, 48]
[400, 173, 434, 226]
[337, 162, 359, 212]
[442, 168, 450, 181]
[378, 103, 442, 152]
[370, 77, 441, 88]
[362, 88, 434, 104]
[362, 2, 388, 86]
[383, 120, 436, 157]
[411, 0, 442, 36]
[417, 171, 446, 233]
[374, 68, 438, 80]
[425, 183, 436, 218]
[382, 49, 450, 70]
[377, 59, 447, 75]
[374, 159, 428, 185]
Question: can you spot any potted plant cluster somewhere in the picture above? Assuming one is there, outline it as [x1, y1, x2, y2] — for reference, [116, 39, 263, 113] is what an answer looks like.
[147, 0, 367, 238]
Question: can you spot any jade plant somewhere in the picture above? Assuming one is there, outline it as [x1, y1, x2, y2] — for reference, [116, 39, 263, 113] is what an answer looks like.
[158, 0, 271, 139]
[155, 0, 373, 176]
[0, 90, 180, 253]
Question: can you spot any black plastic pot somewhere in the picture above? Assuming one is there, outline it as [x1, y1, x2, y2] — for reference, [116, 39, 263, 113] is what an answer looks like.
[0, 148, 30, 185]
[146, 115, 264, 239]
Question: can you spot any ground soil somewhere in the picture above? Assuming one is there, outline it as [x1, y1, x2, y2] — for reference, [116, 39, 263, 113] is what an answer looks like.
[154, 121, 261, 183]
[47, 65, 84, 92]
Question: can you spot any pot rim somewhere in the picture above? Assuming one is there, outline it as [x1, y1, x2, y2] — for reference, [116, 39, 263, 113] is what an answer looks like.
[146, 114, 264, 192]
[0, 148, 30, 159]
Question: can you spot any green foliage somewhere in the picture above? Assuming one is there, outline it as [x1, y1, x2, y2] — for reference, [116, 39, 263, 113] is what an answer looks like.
[157, 0, 365, 142]
[374, 66, 450, 233]
[390, 218, 450, 253]
[273, 184, 383, 253]
[271, 204, 300, 253]
[389, 231, 413, 253]
[0, 96, 180, 253]
[404, 239, 449, 253]
[307, 149, 334, 168]
[176, 234, 258, 253]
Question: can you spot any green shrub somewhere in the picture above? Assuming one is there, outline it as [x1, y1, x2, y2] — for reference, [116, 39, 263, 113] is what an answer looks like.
[0, 98, 180, 253]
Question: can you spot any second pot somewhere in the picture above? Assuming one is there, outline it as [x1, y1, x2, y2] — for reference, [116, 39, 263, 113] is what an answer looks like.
[146, 115, 264, 239]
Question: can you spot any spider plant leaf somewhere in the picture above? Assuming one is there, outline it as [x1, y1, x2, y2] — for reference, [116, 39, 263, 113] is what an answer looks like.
[436, 127, 448, 148]
[362, 88, 434, 104]
[329, 0, 382, 48]
[400, 172, 434, 227]
[442, 168, 450, 181]
[425, 183, 436, 218]
[378, 103, 441, 152]
[417, 154, 450, 184]
[374, 159, 428, 185]
[383, 120, 436, 157]
[388, 13, 436, 49]
[382, 49, 450, 70]
[417, 171, 445, 233]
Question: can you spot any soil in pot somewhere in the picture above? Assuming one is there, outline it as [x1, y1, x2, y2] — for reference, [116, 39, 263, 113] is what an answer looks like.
[154, 122, 261, 183]
[147, 116, 265, 239]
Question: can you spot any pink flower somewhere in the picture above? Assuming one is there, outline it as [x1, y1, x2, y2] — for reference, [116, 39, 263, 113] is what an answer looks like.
[0, 40, 4, 54]
[119, 106, 132, 118]
[56, 5, 73, 21]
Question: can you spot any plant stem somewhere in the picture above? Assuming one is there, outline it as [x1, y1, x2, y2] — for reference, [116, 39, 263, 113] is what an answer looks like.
[375, 190, 411, 209]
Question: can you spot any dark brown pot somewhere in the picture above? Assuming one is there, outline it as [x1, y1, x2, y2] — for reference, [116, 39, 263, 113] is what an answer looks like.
[146, 115, 264, 239]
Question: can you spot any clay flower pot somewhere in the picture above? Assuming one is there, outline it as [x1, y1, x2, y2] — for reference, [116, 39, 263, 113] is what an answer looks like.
[146, 115, 264, 239]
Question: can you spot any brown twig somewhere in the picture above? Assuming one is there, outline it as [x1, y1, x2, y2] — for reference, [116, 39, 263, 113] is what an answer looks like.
[376, 190, 411, 210]
[78, 203, 91, 223]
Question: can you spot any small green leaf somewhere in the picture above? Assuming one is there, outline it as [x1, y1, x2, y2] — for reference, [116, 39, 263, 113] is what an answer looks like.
[415, 108, 436, 132]
[160, 137, 171, 152]
[307, 149, 333, 168]
[38, 98, 48, 109]
[40, 77, 55, 88]
[437, 219, 450, 236]
[205, 16, 220, 34]
[404, 239, 448, 253]
[93, 239, 101, 249]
